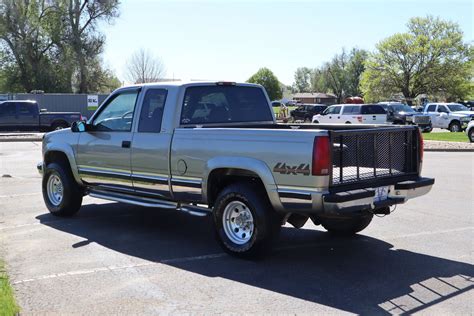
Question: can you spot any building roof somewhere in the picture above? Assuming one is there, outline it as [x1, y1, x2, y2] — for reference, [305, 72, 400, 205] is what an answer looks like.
[293, 92, 337, 99]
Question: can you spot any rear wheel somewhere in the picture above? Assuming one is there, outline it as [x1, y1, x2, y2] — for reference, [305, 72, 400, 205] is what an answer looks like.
[51, 121, 69, 130]
[312, 120, 319, 124]
[449, 121, 461, 132]
[469, 128, 474, 143]
[321, 213, 373, 236]
[42, 162, 83, 216]
[213, 182, 281, 258]
[304, 117, 311, 123]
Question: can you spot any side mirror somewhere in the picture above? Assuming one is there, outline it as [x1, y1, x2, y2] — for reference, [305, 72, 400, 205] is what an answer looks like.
[71, 121, 86, 133]
[440, 112, 448, 117]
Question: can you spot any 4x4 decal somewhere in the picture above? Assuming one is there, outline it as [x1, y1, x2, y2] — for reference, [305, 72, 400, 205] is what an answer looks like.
[273, 163, 310, 176]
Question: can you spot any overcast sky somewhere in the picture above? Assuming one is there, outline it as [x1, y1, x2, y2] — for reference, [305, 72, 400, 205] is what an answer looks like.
[101, 0, 473, 85]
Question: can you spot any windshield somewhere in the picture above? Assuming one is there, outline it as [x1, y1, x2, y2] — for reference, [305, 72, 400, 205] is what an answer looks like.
[447, 103, 469, 112]
[391, 104, 415, 112]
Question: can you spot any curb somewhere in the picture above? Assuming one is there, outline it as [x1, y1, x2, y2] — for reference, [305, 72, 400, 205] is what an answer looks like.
[424, 148, 474, 152]
[0, 137, 43, 142]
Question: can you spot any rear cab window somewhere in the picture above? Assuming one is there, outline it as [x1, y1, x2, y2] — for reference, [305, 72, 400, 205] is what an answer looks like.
[180, 85, 273, 125]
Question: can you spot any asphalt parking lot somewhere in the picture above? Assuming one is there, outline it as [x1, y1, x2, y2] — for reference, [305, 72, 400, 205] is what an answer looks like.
[0, 141, 473, 314]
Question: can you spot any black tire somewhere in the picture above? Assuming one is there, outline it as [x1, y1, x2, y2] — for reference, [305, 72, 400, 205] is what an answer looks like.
[345, 121, 351, 124]
[213, 182, 281, 258]
[313, 120, 319, 124]
[469, 128, 474, 143]
[51, 121, 69, 131]
[448, 121, 461, 133]
[422, 125, 433, 133]
[321, 213, 373, 236]
[304, 117, 311, 123]
[42, 162, 83, 216]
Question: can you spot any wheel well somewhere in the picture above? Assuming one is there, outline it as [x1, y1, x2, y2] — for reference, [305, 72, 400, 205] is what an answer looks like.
[207, 168, 265, 207]
[51, 120, 69, 128]
[449, 120, 460, 126]
[44, 151, 71, 172]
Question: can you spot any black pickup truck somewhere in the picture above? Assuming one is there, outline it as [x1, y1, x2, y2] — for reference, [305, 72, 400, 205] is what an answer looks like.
[0, 100, 85, 131]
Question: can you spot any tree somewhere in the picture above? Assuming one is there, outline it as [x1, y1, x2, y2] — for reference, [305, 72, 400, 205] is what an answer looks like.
[0, 0, 121, 93]
[361, 16, 472, 103]
[59, 0, 120, 93]
[322, 48, 368, 103]
[125, 49, 165, 84]
[247, 67, 282, 101]
[0, 0, 68, 92]
[293, 67, 312, 92]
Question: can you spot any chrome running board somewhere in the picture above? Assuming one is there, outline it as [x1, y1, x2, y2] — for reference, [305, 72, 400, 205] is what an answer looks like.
[88, 190, 210, 217]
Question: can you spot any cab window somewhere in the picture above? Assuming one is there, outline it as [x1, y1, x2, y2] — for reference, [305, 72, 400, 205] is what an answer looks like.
[138, 89, 168, 133]
[0, 102, 16, 116]
[181, 86, 272, 125]
[437, 105, 449, 113]
[93, 91, 139, 131]
[426, 104, 436, 112]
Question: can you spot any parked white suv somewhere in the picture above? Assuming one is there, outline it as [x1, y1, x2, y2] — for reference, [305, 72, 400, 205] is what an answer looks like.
[423, 103, 474, 132]
[312, 104, 387, 124]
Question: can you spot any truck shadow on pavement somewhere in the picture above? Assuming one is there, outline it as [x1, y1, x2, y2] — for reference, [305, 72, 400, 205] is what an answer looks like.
[36, 202, 473, 315]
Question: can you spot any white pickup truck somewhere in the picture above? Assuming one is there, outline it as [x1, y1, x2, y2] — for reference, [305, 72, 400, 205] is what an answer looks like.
[38, 81, 434, 257]
[423, 103, 474, 132]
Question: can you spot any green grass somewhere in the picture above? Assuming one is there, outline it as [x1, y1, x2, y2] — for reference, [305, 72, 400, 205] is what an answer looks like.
[0, 261, 19, 316]
[422, 132, 469, 142]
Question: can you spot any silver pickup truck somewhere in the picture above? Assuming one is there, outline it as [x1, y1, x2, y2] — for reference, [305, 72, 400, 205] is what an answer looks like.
[38, 81, 434, 257]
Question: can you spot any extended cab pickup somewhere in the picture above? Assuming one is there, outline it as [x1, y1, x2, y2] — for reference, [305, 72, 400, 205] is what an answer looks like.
[37, 81, 434, 257]
[0, 100, 84, 131]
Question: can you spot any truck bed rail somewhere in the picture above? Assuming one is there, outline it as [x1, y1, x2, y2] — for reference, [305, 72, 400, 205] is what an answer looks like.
[329, 127, 421, 191]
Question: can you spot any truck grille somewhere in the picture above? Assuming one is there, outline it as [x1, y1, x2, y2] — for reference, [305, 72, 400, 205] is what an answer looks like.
[330, 127, 420, 188]
[413, 115, 430, 124]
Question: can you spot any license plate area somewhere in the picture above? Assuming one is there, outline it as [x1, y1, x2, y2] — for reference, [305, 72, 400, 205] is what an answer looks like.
[374, 186, 389, 202]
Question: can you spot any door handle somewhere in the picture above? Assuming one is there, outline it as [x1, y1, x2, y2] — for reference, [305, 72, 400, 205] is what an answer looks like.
[122, 140, 131, 148]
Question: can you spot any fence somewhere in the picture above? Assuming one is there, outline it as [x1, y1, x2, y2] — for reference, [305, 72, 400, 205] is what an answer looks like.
[2, 93, 110, 117]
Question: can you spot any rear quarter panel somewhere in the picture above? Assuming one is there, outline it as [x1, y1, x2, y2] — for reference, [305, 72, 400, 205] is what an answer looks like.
[170, 127, 329, 191]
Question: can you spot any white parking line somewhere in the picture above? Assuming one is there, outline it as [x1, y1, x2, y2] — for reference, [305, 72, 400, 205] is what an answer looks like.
[0, 192, 41, 199]
[12, 254, 227, 285]
[11, 225, 474, 285]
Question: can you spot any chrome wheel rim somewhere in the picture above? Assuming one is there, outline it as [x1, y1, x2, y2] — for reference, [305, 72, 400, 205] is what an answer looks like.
[451, 124, 460, 132]
[222, 201, 254, 245]
[47, 174, 63, 206]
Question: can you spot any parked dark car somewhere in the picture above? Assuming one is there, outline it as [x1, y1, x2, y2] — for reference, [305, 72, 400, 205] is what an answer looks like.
[290, 103, 327, 122]
[378, 102, 432, 132]
[0, 100, 85, 131]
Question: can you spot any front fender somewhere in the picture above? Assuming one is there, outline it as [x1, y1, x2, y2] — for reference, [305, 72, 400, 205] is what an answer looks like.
[43, 132, 82, 185]
[202, 156, 282, 211]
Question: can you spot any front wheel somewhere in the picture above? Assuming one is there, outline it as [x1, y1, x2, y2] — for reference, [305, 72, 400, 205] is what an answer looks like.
[213, 182, 281, 258]
[469, 128, 474, 143]
[321, 213, 373, 236]
[422, 125, 433, 133]
[42, 162, 83, 216]
[449, 121, 461, 132]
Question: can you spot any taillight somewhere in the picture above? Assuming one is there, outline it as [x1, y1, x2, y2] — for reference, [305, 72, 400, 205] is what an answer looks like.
[312, 136, 331, 176]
